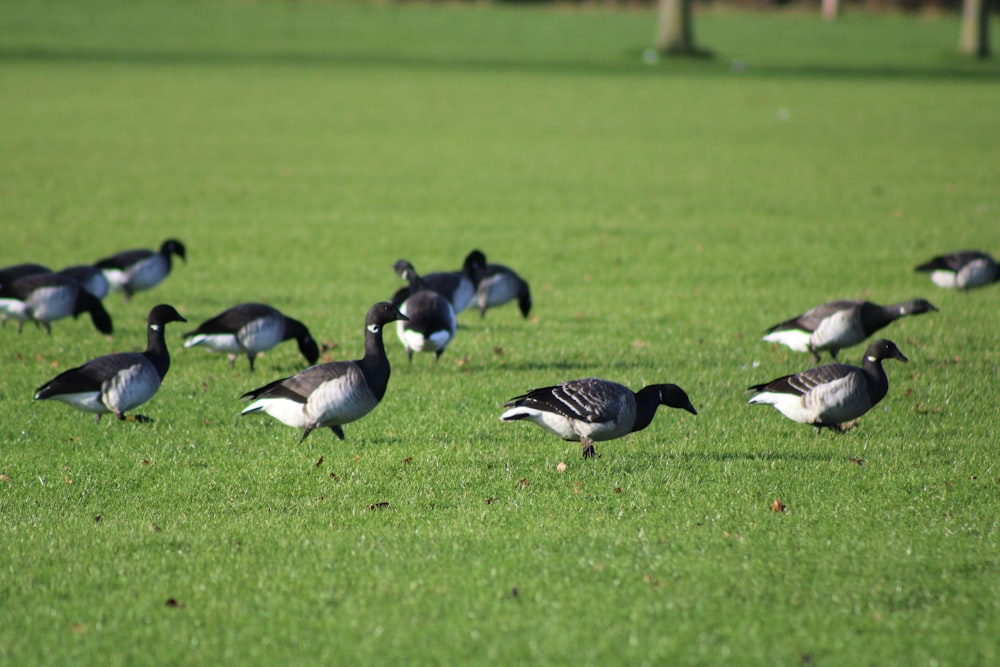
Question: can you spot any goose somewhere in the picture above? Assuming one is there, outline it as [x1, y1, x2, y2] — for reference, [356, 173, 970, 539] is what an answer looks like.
[390, 250, 486, 315]
[475, 262, 532, 319]
[95, 238, 186, 300]
[915, 250, 999, 289]
[501, 378, 697, 458]
[0, 272, 113, 335]
[392, 260, 457, 362]
[240, 301, 407, 443]
[0, 263, 51, 287]
[762, 298, 936, 361]
[58, 265, 111, 300]
[34, 304, 186, 422]
[747, 338, 907, 433]
[183, 303, 319, 371]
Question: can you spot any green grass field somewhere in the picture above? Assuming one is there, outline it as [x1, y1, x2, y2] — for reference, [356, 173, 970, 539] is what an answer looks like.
[1, 1, 999, 665]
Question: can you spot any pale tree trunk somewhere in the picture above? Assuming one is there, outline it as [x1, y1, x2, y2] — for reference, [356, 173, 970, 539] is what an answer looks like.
[959, 0, 992, 58]
[821, 0, 840, 22]
[656, 0, 709, 57]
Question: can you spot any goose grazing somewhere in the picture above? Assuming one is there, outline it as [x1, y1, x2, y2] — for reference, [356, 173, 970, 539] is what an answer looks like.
[240, 302, 407, 443]
[183, 303, 319, 371]
[390, 250, 486, 315]
[915, 250, 999, 289]
[475, 262, 531, 319]
[34, 304, 186, 422]
[501, 378, 697, 458]
[0, 272, 113, 335]
[748, 338, 907, 433]
[762, 298, 936, 361]
[58, 265, 110, 300]
[392, 259, 457, 363]
[95, 238, 186, 300]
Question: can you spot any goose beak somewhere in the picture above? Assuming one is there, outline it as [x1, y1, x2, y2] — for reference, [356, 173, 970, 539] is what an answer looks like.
[894, 350, 909, 363]
[683, 401, 698, 416]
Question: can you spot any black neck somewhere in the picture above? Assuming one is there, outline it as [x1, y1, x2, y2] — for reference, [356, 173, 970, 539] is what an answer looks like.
[359, 324, 391, 401]
[862, 357, 890, 406]
[631, 387, 661, 434]
[143, 324, 171, 379]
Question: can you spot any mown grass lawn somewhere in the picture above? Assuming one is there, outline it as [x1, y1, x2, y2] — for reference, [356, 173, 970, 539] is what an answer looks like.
[1, 1, 998, 665]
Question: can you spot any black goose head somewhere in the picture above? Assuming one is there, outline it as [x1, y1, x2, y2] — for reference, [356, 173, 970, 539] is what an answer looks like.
[463, 250, 487, 280]
[366, 301, 408, 334]
[392, 259, 426, 291]
[148, 304, 187, 329]
[77, 291, 114, 335]
[286, 318, 320, 365]
[899, 298, 937, 315]
[517, 282, 532, 318]
[656, 384, 698, 415]
[864, 339, 908, 364]
[160, 239, 187, 263]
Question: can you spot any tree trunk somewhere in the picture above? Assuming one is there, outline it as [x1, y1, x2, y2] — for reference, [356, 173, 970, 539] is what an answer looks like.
[959, 0, 992, 58]
[656, 0, 708, 57]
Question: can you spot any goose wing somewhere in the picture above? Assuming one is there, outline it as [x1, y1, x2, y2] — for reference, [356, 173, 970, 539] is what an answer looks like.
[506, 379, 627, 424]
[766, 300, 860, 333]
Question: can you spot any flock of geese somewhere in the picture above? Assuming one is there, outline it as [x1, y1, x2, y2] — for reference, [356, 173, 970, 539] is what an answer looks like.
[3, 241, 998, 457]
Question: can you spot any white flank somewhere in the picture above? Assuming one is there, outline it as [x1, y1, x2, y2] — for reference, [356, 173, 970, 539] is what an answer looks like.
[101, 268, 129, 292]
[184, 333, 241, 354]
[0, 298, 29, 321]
[127, 256, 168, 291]
[241, 397, 308, 428]
[748, 391, 813, 424]
[26, 286, 76, 322]
[929, 270, 957, 289]
[478, 274, 519, 309]
[46, 391, 107, 414]
[306, 374, 376, 428]
[959, 259, 996, 289]
[103, 362, 160, 414]
[761, 329, 812, 353]
[501, 406, 578, 441]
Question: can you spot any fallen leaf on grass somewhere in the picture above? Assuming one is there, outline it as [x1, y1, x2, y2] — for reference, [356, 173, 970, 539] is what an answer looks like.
[93, 515, 102, 523]
[402, 456, 413, 464]
[614, 487, 622, 494]
[315, 455, 324, 467]
[850, 457, 866, 466]
[556, 461, 567, 473]
[70, 623, 87, 634]
[518, 478, 529, 488]
[486, 497, 499, 505]
[329, 472, 340, 481]
[367, 502, 390, 511]
[0, 474, 10, 483]
[770, 499, 787, 513]
[165, 598, 184, 608]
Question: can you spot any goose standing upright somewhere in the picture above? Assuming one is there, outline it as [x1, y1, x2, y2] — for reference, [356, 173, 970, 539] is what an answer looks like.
[183, 303, 319, 371]
[0, 272, 113, 335]
[915, 250, 999, 289]
[95, 238, 186, 300]
[474, 261, 532, 319]
[501, 378, 697, 458]
[34, 304, 186, 422]
[240, 302, 407, 443]
[748, 338, 908, 433]
[390, 250, 486, 315]
[762, 298, 936, 361]
[392, 260, 457, 363]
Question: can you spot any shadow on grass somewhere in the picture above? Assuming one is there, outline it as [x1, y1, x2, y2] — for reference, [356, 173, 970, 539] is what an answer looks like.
[2, 46, 998, 83]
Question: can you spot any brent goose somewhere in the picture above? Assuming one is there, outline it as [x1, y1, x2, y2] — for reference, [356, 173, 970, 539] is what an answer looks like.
[915, 250, 999, 289]
[58, 265, 111, 300]
[240, 302, 407, 443]
[0, 272, 113, 335]
[748, 338, 907, 433]
[392, 260, 457, 362]
[390, 250, 486, 315]
[183, 303, 319, 371]
[501, 378, 697, 458]
[475, 262, 532, 319]
[762, 298, 936, 361]
[96, 238, 186, 300]
[34, 304, 186, 422]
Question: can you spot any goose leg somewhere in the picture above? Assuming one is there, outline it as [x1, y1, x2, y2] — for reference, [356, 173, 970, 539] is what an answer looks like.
[330, 425, 345, 440]
[247, 353, 257, 372]
[581, 439, 597, 458]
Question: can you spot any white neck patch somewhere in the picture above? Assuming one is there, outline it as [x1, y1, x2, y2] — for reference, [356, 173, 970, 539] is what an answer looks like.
[866, 355, 876, 362]
[150, 324, 161, 331]
[367, 323, 380, 334]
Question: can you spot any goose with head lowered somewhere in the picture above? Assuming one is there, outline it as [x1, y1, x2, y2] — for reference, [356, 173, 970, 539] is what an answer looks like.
[0, 263, 51, 287]
[95, 238, 186, 301]
[183, 303, 319, 371]
[474, 261, 532, 319]
[501, 378, 697, 458]
[0, 271, 113, 335]
[392, 259, 457, 363]
[390, 250, 486, 315]
[762, 298, 936, 362]
[34, 304, 186, 423]
[748, 338, 908, 433]
[915, 250, 999, 289]
[240, 302, 407, 443]
[58, 265, 111, 300]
